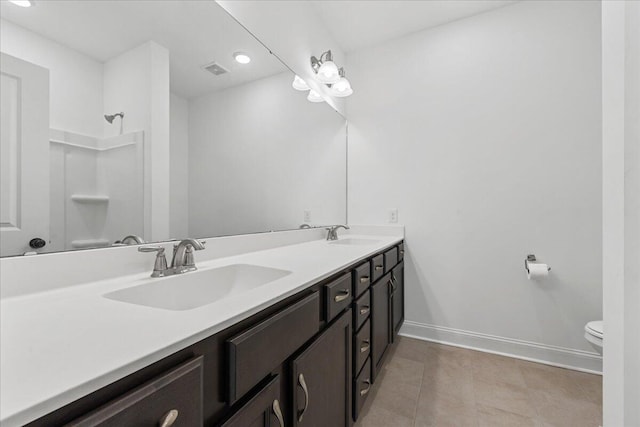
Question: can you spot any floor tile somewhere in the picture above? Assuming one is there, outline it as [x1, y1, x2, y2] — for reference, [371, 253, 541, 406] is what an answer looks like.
[473, 377, 536, 418]
[528, 389, 602, 427]
[476, 404, 537, 427]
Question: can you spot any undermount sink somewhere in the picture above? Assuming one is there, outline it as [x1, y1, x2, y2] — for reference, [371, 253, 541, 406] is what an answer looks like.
[104, 264, 291, 311]
[329, 238, 381, 246]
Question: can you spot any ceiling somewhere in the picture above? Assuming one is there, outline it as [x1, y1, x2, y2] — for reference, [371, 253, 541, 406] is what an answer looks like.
[0, 1, 288, 99]
[310, 0, 518, 53]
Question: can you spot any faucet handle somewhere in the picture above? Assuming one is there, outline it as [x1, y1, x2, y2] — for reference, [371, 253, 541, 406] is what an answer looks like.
[138, 246, 168, 277]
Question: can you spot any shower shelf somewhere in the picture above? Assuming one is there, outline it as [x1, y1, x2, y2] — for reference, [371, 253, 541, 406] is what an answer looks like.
[70, 239, 110, 249]
[71, 195, 110, 204]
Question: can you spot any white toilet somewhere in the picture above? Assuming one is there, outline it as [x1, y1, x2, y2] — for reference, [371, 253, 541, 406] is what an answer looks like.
[584, 320, 603, 354]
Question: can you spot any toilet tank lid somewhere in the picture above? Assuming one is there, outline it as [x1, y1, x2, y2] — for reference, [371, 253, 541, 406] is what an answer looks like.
[586, 320, 603, 337]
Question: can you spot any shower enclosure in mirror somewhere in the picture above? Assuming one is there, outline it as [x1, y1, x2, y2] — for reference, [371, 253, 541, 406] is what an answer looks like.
[0, 0, 347, 257]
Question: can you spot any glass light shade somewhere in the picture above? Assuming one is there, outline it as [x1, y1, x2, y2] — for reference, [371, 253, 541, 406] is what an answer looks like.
[10, 0, 32, 6]
[330, 77, 353, 97]
[307, 90, 324, 103]
[292, 75, 310, 91]
[316, 60, 340, 84]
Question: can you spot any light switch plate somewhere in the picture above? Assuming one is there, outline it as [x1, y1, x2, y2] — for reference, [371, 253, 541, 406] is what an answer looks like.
[304, 210, 311, 223]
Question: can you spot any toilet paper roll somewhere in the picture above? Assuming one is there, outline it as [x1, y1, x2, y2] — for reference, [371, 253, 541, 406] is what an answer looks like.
[527, 263, 549, 280]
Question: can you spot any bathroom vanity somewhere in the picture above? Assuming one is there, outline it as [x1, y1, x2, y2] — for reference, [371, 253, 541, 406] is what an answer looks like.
[1, 233, 404, 427]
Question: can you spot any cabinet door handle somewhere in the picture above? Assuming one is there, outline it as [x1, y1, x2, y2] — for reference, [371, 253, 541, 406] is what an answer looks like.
[359, 306, 370, 315]
[334, 289, 350, 302]
[159, 409, 179, 427]
[272, 399, 285, 427]
[390, 275, 397, 291]
[360, 380, 372, 396]
[360, 340, 370, 353]
[375, 265, 383, 271]
[298, 373, 309, 422]
[359, 276, 370, 284]
[400, 250, 404, 255]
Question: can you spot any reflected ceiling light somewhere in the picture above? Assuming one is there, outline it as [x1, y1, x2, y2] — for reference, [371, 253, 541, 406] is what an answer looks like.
[330, 68, 353, 98]
[292, 75, 310, 91]
[9, 0, 33, 6]
[233, 52, 251, 64]
[310, 50, 340, 84]
[307, 89, 324, 103]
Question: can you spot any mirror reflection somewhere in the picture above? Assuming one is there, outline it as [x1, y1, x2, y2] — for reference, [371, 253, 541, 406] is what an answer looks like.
[0, 0, 347, 257]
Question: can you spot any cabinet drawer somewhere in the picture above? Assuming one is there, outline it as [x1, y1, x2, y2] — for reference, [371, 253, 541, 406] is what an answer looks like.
[383, 247, 398, 273]
[324, 272, 353, 322]
[398, 243, 405, 261]
[352, 358, 372, 421]
[227, 292, 320, 403]
[353, 319, 371, 376]
[220, 375, 283, 427]
[68, 357, 203, 427]
[353, 290, 370, 332]
[371, 254, 384, 283]
[352, 261, 371, 298]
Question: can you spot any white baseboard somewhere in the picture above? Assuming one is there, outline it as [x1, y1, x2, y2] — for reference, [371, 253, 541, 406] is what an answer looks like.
[399, 320, 602, 374]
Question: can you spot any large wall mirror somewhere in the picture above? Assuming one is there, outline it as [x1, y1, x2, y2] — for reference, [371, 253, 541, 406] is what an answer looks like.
[0, 0, 347, 257]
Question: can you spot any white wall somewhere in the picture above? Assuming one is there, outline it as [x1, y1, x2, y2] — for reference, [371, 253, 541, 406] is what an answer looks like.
[347, 1, 602, 370]
[188, 71, 346, 238]
[602, 1, 640, 425]
[216, 0, 346, 116]
[103, 41, 171, 242]
[170, 93, 189, 239]
[0, 19, 103, 137]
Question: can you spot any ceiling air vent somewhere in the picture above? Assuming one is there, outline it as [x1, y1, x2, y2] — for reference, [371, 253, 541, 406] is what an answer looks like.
[203, 61, 229, 76]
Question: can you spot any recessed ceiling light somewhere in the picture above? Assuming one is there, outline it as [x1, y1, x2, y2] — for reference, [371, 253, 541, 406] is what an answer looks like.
[233, 52, 251, 64]
[9, 0, 33, 7]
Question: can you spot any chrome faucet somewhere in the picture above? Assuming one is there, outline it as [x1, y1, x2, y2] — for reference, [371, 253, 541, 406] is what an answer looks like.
[138, 238, 206, 277]
[116, 235, 145, 245]
[326, 225, 350, 241]
[171, 238, 206, 273]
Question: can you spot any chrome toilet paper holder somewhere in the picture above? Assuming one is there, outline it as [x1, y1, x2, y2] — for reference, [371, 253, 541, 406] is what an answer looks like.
[525, 254, 551, 273]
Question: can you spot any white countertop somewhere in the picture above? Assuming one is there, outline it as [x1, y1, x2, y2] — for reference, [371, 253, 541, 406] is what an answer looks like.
[0, 233, 402, 426]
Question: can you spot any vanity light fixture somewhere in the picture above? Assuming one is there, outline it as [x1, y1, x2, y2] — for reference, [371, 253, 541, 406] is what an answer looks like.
[310, 50, 340, 84]
[330, 68, 353, 98]
[307, 89, 324, 103]
[9, 0, 33, 7]
[309, 49, 353, 98]
[233, 52, 251, 64]
[292, 75, 310, 91]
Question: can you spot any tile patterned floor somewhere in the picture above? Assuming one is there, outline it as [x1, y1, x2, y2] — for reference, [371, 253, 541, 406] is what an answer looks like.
[355, 337, 602, 427]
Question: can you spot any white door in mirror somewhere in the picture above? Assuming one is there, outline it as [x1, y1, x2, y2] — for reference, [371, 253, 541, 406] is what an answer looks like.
[0, 53, 50, 256]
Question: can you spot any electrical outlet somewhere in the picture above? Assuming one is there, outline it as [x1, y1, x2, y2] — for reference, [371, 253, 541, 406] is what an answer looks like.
[389, 209, 398, 223]
[303, 210, 312, 223]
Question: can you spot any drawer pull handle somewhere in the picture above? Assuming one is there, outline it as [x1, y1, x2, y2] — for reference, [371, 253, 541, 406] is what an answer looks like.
[360, 380, 372, 396]
[359, 276, 370, 284]
[159, 409, 179, 427]
[298, 373, 309, 422]
[359, 306, 370, 315]
[360, 340, 370, 353]
[375, 265, 383, 271]
[272, 399, 285, 427]
[334, 289, 350, 302]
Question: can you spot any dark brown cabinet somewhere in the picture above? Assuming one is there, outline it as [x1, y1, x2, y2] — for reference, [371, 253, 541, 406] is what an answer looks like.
[371, 273, 392, 382]
[391, 261, 405, 338]
[68, 357, 204, 427]
[292, 310, 352, 427]
[219, 376, 284, 427]
[31, 241, 404, 427]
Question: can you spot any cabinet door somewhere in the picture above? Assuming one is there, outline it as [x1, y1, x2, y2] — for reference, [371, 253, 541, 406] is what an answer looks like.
[371, 273, 392, 382]
[220, 376, 284, 427]
[292, 310, 352, 427]
[391, 261, 405, 338]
